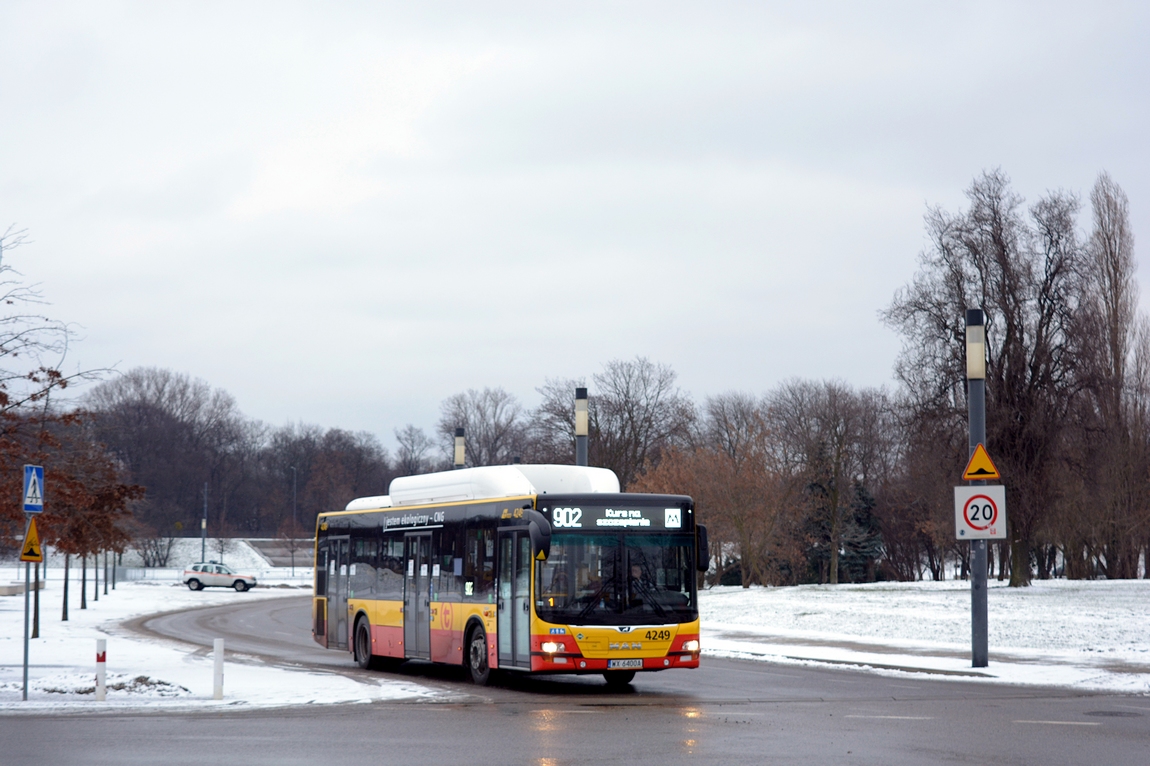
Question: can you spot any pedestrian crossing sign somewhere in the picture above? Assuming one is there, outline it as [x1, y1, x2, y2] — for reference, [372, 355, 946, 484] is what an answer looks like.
[23, 464, 44, 512]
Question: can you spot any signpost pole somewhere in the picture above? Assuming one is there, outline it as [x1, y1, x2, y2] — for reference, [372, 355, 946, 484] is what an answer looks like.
[20, 464, 45, 701]
[22, 537, 30, 701]
[966, 309, 989, 668]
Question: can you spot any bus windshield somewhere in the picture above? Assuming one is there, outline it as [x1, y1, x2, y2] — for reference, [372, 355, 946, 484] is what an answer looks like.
[535, 532, 696, 626]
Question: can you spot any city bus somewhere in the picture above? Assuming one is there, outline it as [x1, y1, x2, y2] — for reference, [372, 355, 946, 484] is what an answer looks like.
[312, 463, 707, 686]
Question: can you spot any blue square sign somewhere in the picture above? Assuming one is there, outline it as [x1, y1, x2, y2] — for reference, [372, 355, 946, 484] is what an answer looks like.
[23, 465, 44, 513]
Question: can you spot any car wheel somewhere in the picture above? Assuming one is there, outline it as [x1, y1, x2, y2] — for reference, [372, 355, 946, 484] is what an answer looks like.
[466, 624, 491, 685]
[187, 579, 202, 591]
[234, 580, 248, 592]
[603, 670, 636, 688]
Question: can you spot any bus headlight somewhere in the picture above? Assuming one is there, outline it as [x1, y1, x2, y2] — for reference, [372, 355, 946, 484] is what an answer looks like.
[681, 640, 699, 652]
[541, 642, 562, 653]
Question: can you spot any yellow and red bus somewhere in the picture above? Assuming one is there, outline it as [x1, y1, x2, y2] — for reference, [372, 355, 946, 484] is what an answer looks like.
[313, 464, 707, 686]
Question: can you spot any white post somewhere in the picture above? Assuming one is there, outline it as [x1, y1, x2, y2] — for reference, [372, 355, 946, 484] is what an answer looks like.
[95, 639, 107, 701]
[213, 638, 224, 700]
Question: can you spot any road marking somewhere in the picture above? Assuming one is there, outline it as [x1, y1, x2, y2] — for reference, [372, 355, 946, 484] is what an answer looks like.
[1013, 720, 1100, 726]
[846, 715, 933, 720]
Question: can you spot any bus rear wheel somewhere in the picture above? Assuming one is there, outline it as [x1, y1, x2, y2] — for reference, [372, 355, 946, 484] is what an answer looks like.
[354, 618, 380, 670]
[603, 670, 636, 688]
[466, 625, 491, 685]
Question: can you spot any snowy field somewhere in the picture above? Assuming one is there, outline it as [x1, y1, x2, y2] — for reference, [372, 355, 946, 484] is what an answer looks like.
[701, 579, 1150, 694]
[3, 545, 1148, 715]
[0, 543, 441, 713]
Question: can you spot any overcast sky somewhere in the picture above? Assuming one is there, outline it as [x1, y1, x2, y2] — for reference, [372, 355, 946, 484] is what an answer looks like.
[2, 2, 1147, 449]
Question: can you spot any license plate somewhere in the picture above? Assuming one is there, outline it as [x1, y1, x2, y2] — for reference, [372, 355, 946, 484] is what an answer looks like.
[608, 659, 642, 669]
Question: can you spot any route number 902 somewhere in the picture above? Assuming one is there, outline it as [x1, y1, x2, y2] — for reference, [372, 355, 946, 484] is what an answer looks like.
[552, 507, 583, 528]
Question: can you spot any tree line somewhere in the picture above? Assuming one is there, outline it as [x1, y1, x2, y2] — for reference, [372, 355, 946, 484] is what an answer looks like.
[3, 170, 1145, 588]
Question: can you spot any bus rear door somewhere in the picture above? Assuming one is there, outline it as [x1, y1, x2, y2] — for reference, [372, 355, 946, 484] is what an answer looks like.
[326, 536, 350, 650]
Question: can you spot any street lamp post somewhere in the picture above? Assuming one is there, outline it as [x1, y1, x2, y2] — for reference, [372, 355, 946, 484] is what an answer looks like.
[201, 482, 208, 563]
[454, 428, 466, 470]
[575, 387, 588, 467]
[291, 466, 298, 527]
[290, 466, 298, 577]
[966, 308, 989, 668]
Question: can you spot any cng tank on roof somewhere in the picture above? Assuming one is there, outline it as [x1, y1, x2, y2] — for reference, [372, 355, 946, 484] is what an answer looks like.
[382, 464, 620, 507]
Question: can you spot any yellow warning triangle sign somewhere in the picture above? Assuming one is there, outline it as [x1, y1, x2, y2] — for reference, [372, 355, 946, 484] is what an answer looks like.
[963, 443, 1001, 481]
[20, 517, 43, 563]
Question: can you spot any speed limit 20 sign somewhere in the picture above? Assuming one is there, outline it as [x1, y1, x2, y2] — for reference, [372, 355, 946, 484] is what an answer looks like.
[954, 486, 1006, 539]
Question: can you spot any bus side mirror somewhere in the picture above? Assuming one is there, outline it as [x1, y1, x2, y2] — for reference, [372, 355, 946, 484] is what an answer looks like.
[525, 508, 551, 561]
[696, 524, 709, 572]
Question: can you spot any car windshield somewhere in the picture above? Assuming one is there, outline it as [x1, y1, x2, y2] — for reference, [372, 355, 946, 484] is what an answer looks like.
[535, 532, 696, 626]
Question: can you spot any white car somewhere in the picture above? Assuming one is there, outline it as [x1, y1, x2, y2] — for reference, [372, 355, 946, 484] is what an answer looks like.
[183, 562, 258, 592]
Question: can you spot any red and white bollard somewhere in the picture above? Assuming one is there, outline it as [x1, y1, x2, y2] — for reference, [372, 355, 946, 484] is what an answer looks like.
[95, 639, 106, 701]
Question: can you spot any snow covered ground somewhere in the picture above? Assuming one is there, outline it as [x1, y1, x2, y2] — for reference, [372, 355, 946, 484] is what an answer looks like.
[0, 550, 441, 713]
[3, 546, 1148, 716]
[701, 578, 1150, 694]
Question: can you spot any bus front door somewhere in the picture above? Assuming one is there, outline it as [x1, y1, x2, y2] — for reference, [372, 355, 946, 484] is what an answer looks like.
[498, 530, 531, 669]
[404, 533, 431, 659]
[327, 536, 350, 650]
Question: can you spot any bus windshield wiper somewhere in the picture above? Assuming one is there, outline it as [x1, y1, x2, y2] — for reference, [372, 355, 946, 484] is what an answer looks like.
[577, 579, 611, 620]
[629, 578, 668, 618]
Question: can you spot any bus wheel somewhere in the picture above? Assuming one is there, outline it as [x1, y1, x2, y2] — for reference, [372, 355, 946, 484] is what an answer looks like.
[354, 619, 375, 670]
[603, 670, 636, 688]
[466, 625, 491, 685]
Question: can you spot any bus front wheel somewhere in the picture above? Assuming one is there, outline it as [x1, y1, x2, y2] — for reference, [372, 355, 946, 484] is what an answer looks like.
[604, 670, 636, 688]
[466, 625, 491, 685]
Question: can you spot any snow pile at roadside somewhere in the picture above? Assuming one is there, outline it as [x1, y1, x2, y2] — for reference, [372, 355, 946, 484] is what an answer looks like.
[699, 578, 1150, 693]
[0, 571, 439, 712]
[3, 537, 306, 577]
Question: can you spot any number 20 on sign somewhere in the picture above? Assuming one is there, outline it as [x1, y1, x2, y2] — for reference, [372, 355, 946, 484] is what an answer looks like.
[954, 486, 1006, 540]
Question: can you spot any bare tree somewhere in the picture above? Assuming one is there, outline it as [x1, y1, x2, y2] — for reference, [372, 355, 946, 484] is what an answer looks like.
[765, 380, 871, 584]
[394, 424, 434, 475]
[84, 367, 248, 532]
[884, 170, 1090, 586]
[130, 522, 177, 567]
[437, 387, 526, 467]
[277, 517, 310, 576]
[1059, 173, 1149, 579]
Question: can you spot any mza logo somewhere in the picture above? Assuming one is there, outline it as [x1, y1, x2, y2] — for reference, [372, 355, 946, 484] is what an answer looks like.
[664, 508, 682, 528]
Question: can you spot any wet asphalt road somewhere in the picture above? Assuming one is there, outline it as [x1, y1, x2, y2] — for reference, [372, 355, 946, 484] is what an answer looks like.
[3, 594, 1148, 765]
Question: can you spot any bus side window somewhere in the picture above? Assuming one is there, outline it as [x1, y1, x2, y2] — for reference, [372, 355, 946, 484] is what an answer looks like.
[464, 524, 495, 601]
[315, 544, 328, 596]
[377, 536, 404, 600]
[351, 532, 378, 598]
[436, 523, 463, 601]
